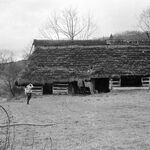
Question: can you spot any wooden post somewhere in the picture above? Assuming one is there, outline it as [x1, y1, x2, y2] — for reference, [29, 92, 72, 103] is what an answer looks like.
[109, 79, 112, 91]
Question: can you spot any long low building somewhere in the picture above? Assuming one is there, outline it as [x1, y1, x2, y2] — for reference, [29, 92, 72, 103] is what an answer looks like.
[18, 39, 150, 94]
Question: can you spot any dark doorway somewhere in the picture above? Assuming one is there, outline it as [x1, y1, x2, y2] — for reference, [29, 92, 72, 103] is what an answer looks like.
[95, 78, 109, 93]
[121, 76, 142, 87]
[69, 81, 78, 94]
[43, 83, 52, 94]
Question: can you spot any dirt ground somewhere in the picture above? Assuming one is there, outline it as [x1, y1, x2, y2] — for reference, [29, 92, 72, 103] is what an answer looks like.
[1, 90, 150, 150]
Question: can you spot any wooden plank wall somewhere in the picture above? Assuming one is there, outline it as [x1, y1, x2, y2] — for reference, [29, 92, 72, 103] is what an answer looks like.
[32, 86, 43, 95]
[53, 83, 69, 95]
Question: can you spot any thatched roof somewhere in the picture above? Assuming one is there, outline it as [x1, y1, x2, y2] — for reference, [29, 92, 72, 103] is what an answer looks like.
[33, 39, 107, 47]
[18, 40, 150, 84]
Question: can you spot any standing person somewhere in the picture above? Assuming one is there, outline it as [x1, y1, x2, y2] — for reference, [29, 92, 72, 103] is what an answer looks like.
[25, 83, 33, 104]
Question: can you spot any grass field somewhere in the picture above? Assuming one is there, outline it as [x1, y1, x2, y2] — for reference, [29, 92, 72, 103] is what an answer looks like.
[1, 90, 150, 150]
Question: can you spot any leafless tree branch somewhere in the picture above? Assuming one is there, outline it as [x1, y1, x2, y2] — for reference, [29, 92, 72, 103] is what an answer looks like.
[139, 8, 150, 41]
[40, 7, 97, 40]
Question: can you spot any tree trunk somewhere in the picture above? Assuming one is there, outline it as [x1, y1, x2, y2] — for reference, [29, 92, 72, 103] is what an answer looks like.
[8, 81, 15, 97]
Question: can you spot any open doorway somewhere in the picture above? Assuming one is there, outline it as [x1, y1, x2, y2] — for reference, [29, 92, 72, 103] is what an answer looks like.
[121, 76, 142, 87]
[69, 81, 78, 94]
[43, 83, 52, 94]
[95, 78, 109, 93]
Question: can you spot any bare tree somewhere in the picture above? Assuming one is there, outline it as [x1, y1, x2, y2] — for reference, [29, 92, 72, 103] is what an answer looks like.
[0, 50, 22, 97]
[0, 50, 13, 71]
[139, 8, 150, 41]
[40, 7, 97, 40]
[22, 41, 34, 60]
[80, 14, 97, 40]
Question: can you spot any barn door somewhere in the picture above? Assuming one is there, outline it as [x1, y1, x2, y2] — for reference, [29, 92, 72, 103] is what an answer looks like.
[95, 78, 109, 93]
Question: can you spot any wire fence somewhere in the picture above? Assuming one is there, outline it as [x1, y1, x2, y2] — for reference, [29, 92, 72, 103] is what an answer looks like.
[0, 104, 102, 150]
[0, 105, 10, 150]
[0, 105, 53, 150]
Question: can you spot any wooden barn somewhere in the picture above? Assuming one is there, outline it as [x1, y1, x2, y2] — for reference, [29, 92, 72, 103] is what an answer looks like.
[18, 40, 150, 95]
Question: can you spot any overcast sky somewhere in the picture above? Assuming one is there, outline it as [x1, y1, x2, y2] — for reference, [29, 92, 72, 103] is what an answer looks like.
[0, 0, 150, 59]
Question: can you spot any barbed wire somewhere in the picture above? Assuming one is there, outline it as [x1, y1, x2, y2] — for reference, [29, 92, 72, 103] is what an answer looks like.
[0, 103, 100, 150]
[0, 105, 11, 149]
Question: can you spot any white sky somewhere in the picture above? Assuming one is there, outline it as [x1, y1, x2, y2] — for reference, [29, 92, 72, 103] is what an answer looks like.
[0, 0, 150, 59]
